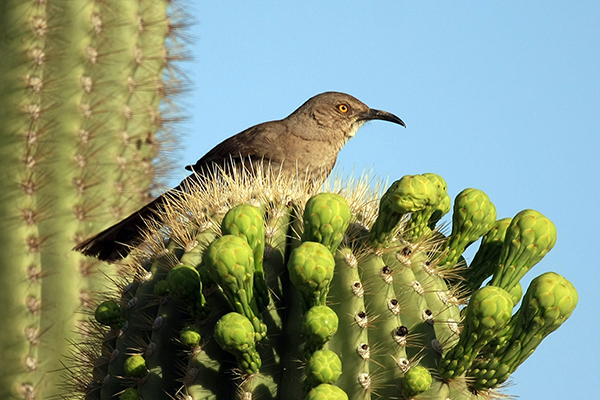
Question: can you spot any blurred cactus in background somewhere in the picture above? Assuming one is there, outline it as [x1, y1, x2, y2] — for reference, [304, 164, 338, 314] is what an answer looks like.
[0, 1, 187, 398]
[77, 169, 577, 400]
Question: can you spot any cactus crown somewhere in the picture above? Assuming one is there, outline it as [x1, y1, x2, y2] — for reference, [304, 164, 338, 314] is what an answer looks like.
[70, 165, 576, 400]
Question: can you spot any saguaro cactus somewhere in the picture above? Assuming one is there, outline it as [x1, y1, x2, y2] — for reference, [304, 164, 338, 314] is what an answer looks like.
[73, 169, 577, 400]
[0, 1, 185, 398]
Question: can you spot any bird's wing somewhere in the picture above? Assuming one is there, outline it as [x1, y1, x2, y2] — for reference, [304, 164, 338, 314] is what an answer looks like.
[185, 122, 283, 171]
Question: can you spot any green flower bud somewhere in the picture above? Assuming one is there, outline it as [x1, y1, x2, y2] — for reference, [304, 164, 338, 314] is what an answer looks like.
[180, 325, 202, 348]
[470, 272, 578, 390]
[221, 204, 269, 310]
[221, 204, 266, 258]
[214, 312, 261, 375]
[383, 174, 440, 215]
[119, 387, 139, 400]
[302, 193, 352, 253]
[370, 174, 439, 246]
[305, 349, 342, 387]
[94, 300, 124, 328]
[424, 172, 451, 230]
[489, 210, 557, 292]
[167, 264, 209, 319]
[439, 188, 497, 268]
[439, 286, 513, 379]
[204, 235, 266, 340]
[304, 383, 348, 400]
[205, 235, 254, 295]
[402, 366, 432, 398]
[167, 264, 200, 300]
[153, 279, 170, 297]
[302, 305, 339, 353]
[123, 355, 147, 378]
[287, 242, 335, 309]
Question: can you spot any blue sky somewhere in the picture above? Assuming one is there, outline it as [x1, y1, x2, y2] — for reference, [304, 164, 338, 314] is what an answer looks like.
[170, 2, 599, 398]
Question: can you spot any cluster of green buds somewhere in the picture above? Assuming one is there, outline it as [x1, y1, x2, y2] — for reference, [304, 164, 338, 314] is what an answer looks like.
[81, 171, 576, 400]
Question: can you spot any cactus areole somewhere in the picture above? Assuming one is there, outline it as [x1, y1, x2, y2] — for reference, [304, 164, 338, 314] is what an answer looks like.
[77, 168, 577, 400]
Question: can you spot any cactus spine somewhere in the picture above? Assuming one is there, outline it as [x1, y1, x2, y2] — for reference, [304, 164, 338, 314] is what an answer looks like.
[0, 1, 184, 398]
[74, 168, 577, 400]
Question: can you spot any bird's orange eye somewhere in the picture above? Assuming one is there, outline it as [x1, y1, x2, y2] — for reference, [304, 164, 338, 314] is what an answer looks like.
[338, 104, 349, 113]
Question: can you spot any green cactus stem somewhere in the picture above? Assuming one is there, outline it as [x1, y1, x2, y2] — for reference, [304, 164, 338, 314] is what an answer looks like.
[0, 1, 184, 398]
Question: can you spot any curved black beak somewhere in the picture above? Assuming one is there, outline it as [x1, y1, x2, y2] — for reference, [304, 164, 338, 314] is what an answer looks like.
[359, 108, 406, 127]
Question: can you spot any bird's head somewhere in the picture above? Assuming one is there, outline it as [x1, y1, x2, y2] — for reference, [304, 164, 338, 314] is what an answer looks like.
[289, 92, 405, 141]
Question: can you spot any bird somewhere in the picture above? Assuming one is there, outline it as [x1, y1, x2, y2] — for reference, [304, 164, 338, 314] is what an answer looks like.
[74, 91, 405, 262]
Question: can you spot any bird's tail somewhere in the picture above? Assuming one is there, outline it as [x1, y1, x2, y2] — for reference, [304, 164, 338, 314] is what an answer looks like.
[73, 196, 163, 263]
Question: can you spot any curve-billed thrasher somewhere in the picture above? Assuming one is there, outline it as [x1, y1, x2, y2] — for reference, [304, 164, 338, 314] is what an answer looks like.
[74, 92, 405, 262]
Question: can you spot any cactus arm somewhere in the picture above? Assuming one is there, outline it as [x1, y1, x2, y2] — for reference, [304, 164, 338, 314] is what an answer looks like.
[117, 0, 170, 201]
[0, 2, 48, 395]
[0, 0, 175, 397]
[30, 3, 101, 399]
